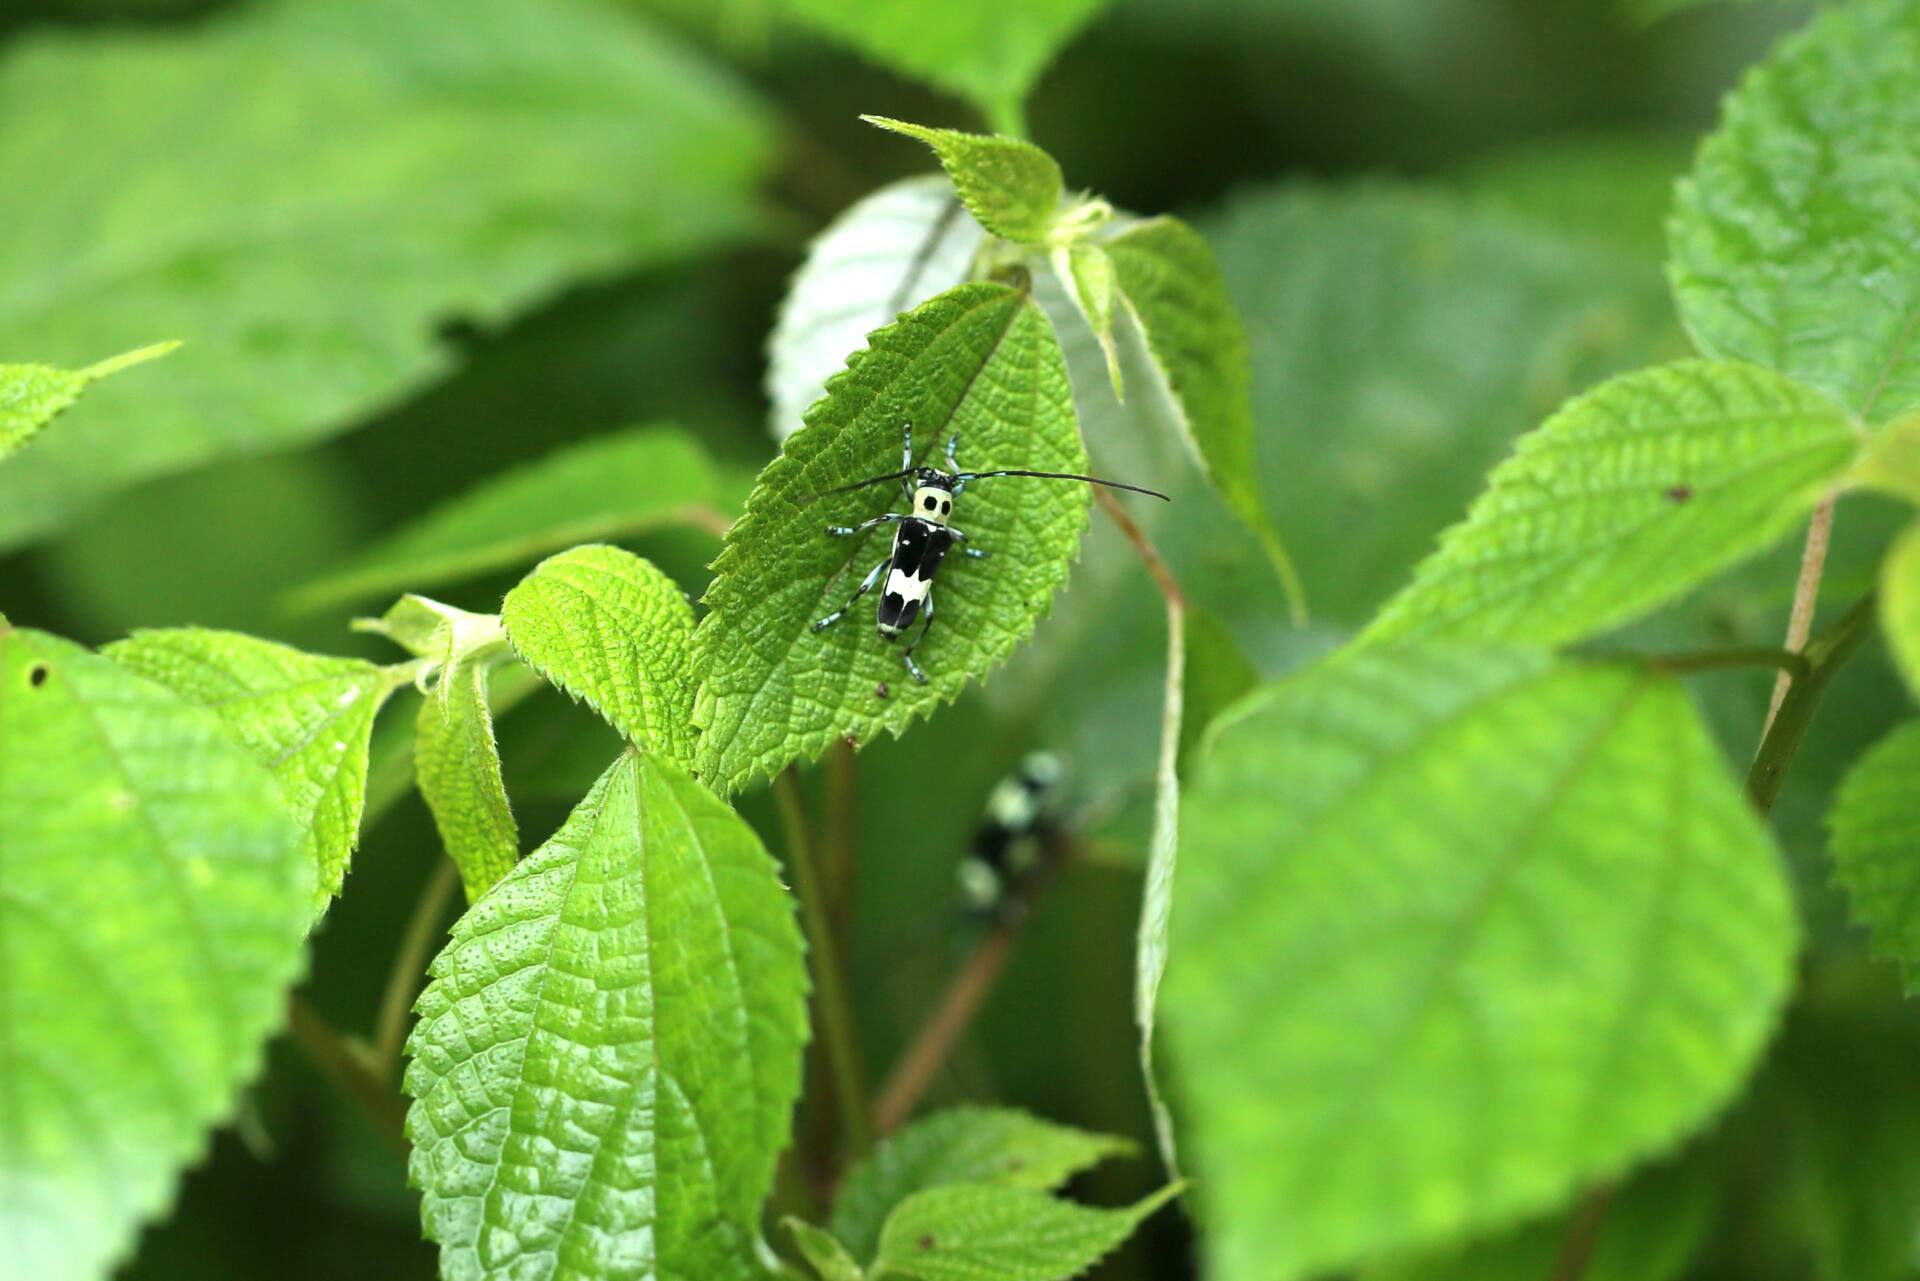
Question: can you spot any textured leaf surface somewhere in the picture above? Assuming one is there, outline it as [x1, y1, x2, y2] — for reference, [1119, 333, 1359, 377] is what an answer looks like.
[1829, 721, 1920, 992]
[872, 1184, 1177, 1281]
[694, 282, 1086, 793]
[503, 544, 699, 765]
[1204, 183, 1683, 628]
[0, 0, 769, 549]
[0, 344, 176, 462]
[768, 176, 983, 442]
[416, 659, 519, 903]
[832, 1107, 1134, 1261]
[289, 427, 728, 613]
[864, 117, 1063, 245]
[1166, 648, 1797, 1281]
[1668, 0, 1920, 422]
[1885, 523, 1920, 698]
[1363, 361, 1859, 646]
[1055, 241, 1122, 398]
[0, 628, 310, 1280]
[406, 750, 808, 1281]
[106, 626, 397, 913]
[787, 1219, 863, 1281]
[1108, 215, 1301, 608]
[781, 0, 1107, 122]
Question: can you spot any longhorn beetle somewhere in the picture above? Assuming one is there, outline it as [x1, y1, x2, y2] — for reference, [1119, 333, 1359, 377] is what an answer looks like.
[808, 421, 1169, 684]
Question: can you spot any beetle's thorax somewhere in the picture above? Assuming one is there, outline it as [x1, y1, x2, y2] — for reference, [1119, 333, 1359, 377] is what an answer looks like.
[910, 482, 955, 525]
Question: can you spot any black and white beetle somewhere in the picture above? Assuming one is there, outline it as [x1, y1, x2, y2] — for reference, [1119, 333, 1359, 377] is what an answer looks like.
[809, 422, 1169, 683]
[957, 751, 1068, 922]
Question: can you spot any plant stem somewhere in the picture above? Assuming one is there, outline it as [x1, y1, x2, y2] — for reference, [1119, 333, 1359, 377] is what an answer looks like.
[287, 994, 408, 1156]
[1745, 591, 1878, 816]
[1763, 496, 1837, 731]
[824, 739, 859, 928]
[1549, 1184, 1616, 1281]
[1640, 645, 1811, 678]
[373, 858, 461, 1079]
[1093, 489, 1188, 609]
[775, 768, 872, 1160]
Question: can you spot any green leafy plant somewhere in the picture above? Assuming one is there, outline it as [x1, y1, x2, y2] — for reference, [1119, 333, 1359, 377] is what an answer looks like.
[8, 1, 1920, 1279]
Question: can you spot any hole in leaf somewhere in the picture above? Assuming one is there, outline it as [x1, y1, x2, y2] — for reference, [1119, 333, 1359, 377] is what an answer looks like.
[27, 663, 49, 688]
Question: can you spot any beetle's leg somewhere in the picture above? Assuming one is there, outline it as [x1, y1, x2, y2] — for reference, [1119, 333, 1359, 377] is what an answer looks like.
[901, 587, 935, 684]
[945, 433, 961, 471]
[826, 513, 906, 536]
[948, 525, 990, 559]
[900, 421, 916, 498]
[814, 556, 890, 632]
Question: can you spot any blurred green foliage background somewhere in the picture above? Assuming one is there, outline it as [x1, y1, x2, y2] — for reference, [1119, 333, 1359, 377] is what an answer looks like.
[8, 0, 1920, 1277]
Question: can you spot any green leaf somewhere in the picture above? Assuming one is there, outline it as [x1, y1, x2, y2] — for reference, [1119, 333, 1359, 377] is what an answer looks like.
[1850, 411, 1920, 505]
[1178, 606, 1259, 769]
[693, 282, 1085, 793]
[769, 176, 984, 442]
[871, 1183, 1178, 1281]
[0, 0, 770, 550]
[782, 0, 1107, 124]
[1830, 720, 1920, 991]
[1106, 215, 1305, 616]
[1166, 647, 1797, 1281]
[406, 750, 808, 1280]
[415, 658, 519, 903]
[1136, 599, 1185, 1172]
[286, 426, 728, 614]
[0, 343, 177, 462]
[105, 626, 400, 914]
[502, 544, 699, 765]
[0, 627, 310, 1279]
[787, 1219, 864, 1281]
[1053, 241, 1122, 399]
[863, 117, 1064, 245]
[1881, 523, 1920, 699]
[1362, 360, 1860, 647]
[1204, 182, 1684, 628]
[832, 1107, 1135, 1262]
[1461, 136, 1689, 262]
[1668, 0, 1920, 423]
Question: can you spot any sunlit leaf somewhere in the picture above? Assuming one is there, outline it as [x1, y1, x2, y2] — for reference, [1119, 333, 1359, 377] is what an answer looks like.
[0, 627, 310, 1280]
[1829, 720, 1920, 992]
[1668, 0, 1920, 423]
[286, 427, 728, 614]
[832, 1107, 1135, 1261]
[415, 658, 519, 903]
[768, 176, 983, 442]
[502, 544, 699, 765]
[1167, 647, 1796, 1281]
[106, 626, 400, 914]
[693, 282, 1087, 793]
[1883, 524, 1920, 699]
[0, 0, 770, 549]
[871, 1183, 1179, 1281]
[1363, 361, 1860, 647]
[864, 116, 1064, 245]
[406, 750, 808, 1280]
[0, 343, 176, 462]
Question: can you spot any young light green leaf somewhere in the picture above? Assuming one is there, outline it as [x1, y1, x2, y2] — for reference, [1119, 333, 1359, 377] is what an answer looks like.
[832, 1107, 1136, 1262]
[1053, 241, 1122, 399]
[287, 426, 728, 614]
[406, 750, 808, 1281]
[863, 117, 1065, 246]
[1851, 411, 1920, 505]
[1166, 647, 1797, 1281]
[1136, 599, 1184, 1173]
[0, 627, 310, 1281]
[1668, 0, 1920, 423]
[1363, 360, 1860, 647]
[1106, 215, 1305, 617]
[415, 658, 519, 903]
[355, 594, 505, 665]
[1829, 720, 1920, 992]
[872, 1183, 1179, 1281]
[1887, 525, 1920, 699]
[0, 0, 770, 551]
[0, 343, 177, 461]
[105, 626, 400, 914]
[769, 176, 984, 442]
[693, 282, 1087, 794]
[786, 1219, 864, 1281]
[785, 0, 1108, 126]
[503, 544, 699, 764]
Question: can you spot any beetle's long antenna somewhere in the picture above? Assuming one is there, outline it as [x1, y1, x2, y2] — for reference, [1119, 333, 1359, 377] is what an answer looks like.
[953, 469, 1172, 501]
[798, 469, 918, 504]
